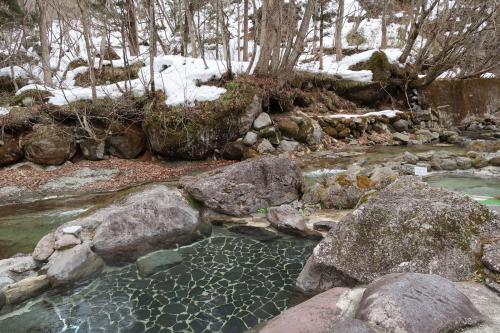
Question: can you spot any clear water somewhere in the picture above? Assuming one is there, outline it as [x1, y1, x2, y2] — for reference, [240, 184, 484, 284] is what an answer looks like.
[425, 175, 500, 200]
[0, 193, 116, 259]
[0, 229, 315, 333]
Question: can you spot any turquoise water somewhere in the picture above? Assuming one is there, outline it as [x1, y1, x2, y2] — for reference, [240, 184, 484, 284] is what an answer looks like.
[425, 175, 500, 199]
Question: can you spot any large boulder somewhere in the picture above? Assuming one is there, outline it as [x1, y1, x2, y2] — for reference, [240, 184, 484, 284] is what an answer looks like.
[180, 157, 304, 217]
[260, 287, 359, 333]
[355, 273, 483, 333]
[0, 135, 23, 166]
[23, 124, 76, 165]
[266, 205, 306, 234]
[47, 244, 104, 287]
[32, 232, 55, 261]
[297, 176, 497, 293]
[92, 186, 208, 264]
[144, 88, 262, 160]
[106, 123, 145, 159]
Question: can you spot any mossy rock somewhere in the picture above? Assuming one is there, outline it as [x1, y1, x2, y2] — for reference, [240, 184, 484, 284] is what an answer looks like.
[0, 76, 28, 93]
[346, 30, 367, 47]
[10, 89, 53, 106]
[350, 51, 392, 82]
[144, 80, 263, 160]
[23, 124, 76, 165]
[74, 63, 144, 87]
[0, 106, 46, 132]
[277, 119, 300, 139]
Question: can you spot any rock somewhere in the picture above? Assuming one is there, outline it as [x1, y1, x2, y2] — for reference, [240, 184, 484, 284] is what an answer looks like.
[392, 132, 409, 143]
[320, 183, 366, 210]
[221, 141, 249, 160]
[370, 166, 398, 186]
[297, 117, 322, 146]
[392, 119, 409, 132]
[0, 257, 37, 283]
[259, 125, 282, 145]
[330, 319, 379, 333]
[62, 226, 82, 235]
[277, 119, 300, 139]
[253, 112, 272, 130]
[266, 205, 306, 234]
[278, 140, 299, 152]
[32, 233, 55, 262]
[23, 124, 76, 165]
[0, 276, 14, 291]
[456, 156, 473, 170]
[243, 131, 258, 146]
[456, 282, 500, 333]
[92, 186, 207, 265]
[297, 176, 496, 292]
[54, 234, 81, 250]
[489, 156, 500, 167]
[144, 93, 261, 160]
[402, 151, 418, 164]
[3, 275, 49, 305]
[0, 290, 4, 310]
[482, 240, 500, 273]
[181, 157, 304, 217]
[260, 287, 359, 333]
[47, 244, 104, 287]
[256, 138, 275, 154]
[79, 138, 105, 161]
[355, 273, 483, 333]
[136, 249, 183, 277]
[0, 135, 23, 167]
[440, 158, 458, 170]
[106, 123, 145, 159]
[312, 220, 337, 232]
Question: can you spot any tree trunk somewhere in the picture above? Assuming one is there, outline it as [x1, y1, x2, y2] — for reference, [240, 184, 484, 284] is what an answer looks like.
[37, 0, 51, 87]
[184, 0, 198, 57]
[285, 0, 317, 70]
[381, 0, 388, 49]
[243, 0, 249, 61]
[125, 0, 139, 56]
[78, 1, 97, 102]
[149, 0, 156, 92]
[217, 0, 232, 77]
[319, 1, 324, 70]
[335, 0, 344, 61]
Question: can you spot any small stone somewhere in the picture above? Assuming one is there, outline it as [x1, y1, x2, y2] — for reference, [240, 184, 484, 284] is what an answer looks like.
[440, 158, 458, 171]
[402, 151, 419, 164]
[313, 220, 337, 232]
[267, 205, 306, 234]
[8, 257, 37, 274]
[456, 156, 473, 170]
[393, 119, 410, 132]
[278, 140, 299, 152]
[32, 233, 55, 261]
[243, 132, 258, 146]
[136, 249, 183, 277]
[392, 132, 410, 143]
[0, 276, 14, 291]
[253, 112, 272, 130]
[62, 226, 82, 235]
[256, 139, 275, 154]
[489, 156, 500, 167]
[54, 234, 81, 250]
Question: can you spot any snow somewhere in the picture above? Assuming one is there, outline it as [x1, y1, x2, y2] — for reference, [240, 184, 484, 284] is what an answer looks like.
[15, 56, 249, 107]
[319, 110, 402, 119]
[297, 49, 402, 82]
[0, 107, 11, 116]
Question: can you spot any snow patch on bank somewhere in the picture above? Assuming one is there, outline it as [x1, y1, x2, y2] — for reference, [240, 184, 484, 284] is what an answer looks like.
[319, 110, 402, 119]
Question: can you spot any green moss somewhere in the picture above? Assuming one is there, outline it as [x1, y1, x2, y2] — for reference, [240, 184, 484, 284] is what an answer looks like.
[10, 89, 53, 106]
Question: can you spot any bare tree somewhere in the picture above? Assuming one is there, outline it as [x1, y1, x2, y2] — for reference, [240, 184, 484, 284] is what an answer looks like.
[335, 0, 344, 61]
[381, 0, 389, 49]
[242, 0, 249, 61]
[125, 0, 139, 56]
[77, 0, 97, 102]
[36, 0, 52, 87]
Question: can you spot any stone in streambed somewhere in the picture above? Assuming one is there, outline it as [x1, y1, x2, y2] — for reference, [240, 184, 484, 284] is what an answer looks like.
[3, 275, 49, 304]
[181, 157, 304, 217]
[266, 205, 305, 234]
[136, 249, 183, 277]
[253, 112, 272, 130]
[54, 234, 81, 250]
[32, 232, 55, 261]
[355, 273, 483, 333]
[482, 240, 500, 273]
[47, 244, 104, 287]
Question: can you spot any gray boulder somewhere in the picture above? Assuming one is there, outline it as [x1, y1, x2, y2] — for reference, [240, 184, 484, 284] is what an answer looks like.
[256, 138, 275, 154]
[266, 205, 306, 234]
[243, 131, 258, 146]
[47, 244, 104, 287]
[181, 157, 304, 217]
[32, 232, 55, 261]
[355, 273, 483, 333]
[23, 124, 76, 165]
[297, 176, 496, 293]
[253, 112, 272, 130]
[3, 275, 49, 304]
[392, 119, 409, 132]
[0, 256, 37, 283]
[392, 132, 409, 143]
[482, 240, 500, 273]
[92, 186, 207, 264]
[330, 319, 379, 333]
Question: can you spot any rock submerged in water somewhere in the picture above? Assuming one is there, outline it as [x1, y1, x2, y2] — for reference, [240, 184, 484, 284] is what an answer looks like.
[355, 273, 483, 333]
[181, 157, 304, 217]
[297, 176, 497, 293]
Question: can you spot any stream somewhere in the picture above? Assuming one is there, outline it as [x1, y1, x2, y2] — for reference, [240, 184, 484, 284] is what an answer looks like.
[0, 144, 499, 332]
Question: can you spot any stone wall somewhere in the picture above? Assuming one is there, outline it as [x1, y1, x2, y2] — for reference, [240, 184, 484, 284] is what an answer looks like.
[421, 78, 500, 126]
